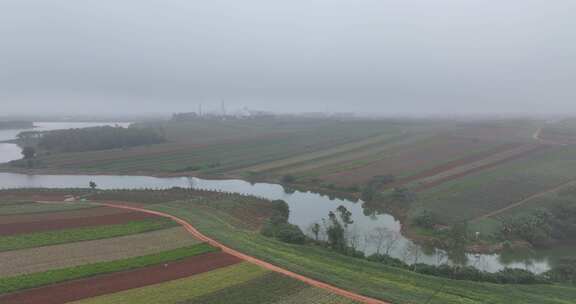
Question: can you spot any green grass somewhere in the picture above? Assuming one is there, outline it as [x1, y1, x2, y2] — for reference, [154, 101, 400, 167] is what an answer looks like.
[416, 145, 576, 223]
[0, 218, 176, 252]
[0, 201, 98, 215]
[0, 243, 216, 295]
[70, 263, 268, 304]
[148, 200, 576, 304]
[180, 272, 309, 304]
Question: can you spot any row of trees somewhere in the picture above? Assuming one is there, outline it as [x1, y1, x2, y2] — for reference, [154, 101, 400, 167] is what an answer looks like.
[20, 126, 165, 153]
[0, 121, 33, 129]
[262, 204, 566, 285]
[501, 203, 576, 246]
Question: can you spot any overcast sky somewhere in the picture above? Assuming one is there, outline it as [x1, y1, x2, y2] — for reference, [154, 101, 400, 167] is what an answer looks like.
[1, 0, 575, 116]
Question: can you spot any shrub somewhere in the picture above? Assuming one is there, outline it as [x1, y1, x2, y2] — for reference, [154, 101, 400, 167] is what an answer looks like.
[276, 224, 306, 244]
[281, 174, 296, 183]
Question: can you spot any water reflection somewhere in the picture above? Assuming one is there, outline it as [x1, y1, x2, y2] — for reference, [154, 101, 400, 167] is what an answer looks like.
[0, 172, 562, 273]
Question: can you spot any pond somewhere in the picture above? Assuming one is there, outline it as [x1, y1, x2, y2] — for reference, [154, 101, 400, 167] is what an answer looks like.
[0, 121, 562, 274]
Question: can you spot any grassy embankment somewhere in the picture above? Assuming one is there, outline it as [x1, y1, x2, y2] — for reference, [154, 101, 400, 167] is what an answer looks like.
[144, 199, 576, 304]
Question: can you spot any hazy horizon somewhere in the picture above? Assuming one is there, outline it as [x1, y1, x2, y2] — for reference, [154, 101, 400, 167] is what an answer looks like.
[2, 0, 575, 116]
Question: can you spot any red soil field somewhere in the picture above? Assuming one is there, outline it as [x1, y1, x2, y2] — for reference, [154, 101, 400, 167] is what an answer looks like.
[0, 212, 157, 236]
[0, 251, 241, 304]
[0, 206, 129, 225]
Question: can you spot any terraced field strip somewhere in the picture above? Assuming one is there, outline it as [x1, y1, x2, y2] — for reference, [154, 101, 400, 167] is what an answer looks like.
[473, 179, 576, 221]
[179, 271, 359, 304]
[318, 135, 506, 186]
[0, 206, 130, 224]
[239, 132, 410, 173]
[99, 202, 390, 304]
[0, 227, 198, 276]
[415, 145, 549, 191]
[0, 244, 216, 295]
[0, 250, 238, 304]
[0, 201, 97, 216]
[0, 217, 176, 252]
[0, 211, 157, 235]
[69, 263, 267, 304]
[411, 144, 548, 191]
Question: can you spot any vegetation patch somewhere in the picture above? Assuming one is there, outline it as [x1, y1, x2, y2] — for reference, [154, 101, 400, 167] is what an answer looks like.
[0, 243, 216, 295]
[69, 263, 267, 304]
[0, 218, 176, 252]
[0, 201, 97, 216]
[179, 272, 309, 304]
[0, 227, 198, 277]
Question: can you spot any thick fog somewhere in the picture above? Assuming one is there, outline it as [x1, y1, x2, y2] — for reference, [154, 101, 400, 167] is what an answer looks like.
[1, 0, 575, 116]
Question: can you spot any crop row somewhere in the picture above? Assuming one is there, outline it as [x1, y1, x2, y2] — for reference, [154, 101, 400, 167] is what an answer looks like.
[1, 227, 198, 277]
[70, 262, 267, 304]
[0, 217, 176, 252]
[0, 243, 216, 295]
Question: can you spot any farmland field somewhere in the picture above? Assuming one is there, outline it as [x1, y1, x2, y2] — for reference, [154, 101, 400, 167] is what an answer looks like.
[0, 217, 177, 251]
[414, 145, 576, 223]
[0, 227, 198, 276]
[1, 117, 576, 303]
[0, 190, 362, 304]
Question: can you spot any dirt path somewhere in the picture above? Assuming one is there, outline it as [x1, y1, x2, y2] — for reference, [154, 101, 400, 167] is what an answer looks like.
[473, 179, 576, 221]
[99, 201, 390, 304]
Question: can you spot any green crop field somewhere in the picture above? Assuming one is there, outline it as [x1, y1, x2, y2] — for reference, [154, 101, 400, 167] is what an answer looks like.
[0, 243, 216, 295]
[70, 263, 270, 304]
[0, 218, 177, 252]
[72, 262, 358, 304]
[414, 145, 576, 224]
[12, 119, 413, 175]
[0, 201, 98, 215]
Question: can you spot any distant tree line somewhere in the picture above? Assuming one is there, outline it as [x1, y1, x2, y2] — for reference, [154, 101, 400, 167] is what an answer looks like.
[0, 121, 33, 130]
[20, 126, 165, 153]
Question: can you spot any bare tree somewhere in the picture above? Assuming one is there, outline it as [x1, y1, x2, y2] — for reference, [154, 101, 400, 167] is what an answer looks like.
[383, 230, 401, 255]
[369, 227, 401, 255]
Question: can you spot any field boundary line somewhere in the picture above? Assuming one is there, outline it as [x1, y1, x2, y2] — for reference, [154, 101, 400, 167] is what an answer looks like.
[473, 179, 576, 221]
[99, 201, 390, 304]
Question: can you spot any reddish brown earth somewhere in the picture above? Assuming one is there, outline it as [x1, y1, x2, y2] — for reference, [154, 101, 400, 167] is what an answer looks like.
[0, 212, 157, 236]
[0, 251, 241, 304]
[0, 206, 129, 225]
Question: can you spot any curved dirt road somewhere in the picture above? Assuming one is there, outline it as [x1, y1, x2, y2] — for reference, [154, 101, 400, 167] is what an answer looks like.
[100, 201, 390, 304]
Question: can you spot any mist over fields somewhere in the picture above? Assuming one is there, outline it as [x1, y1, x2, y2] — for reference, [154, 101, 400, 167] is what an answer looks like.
[1, 0, 576, 116]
